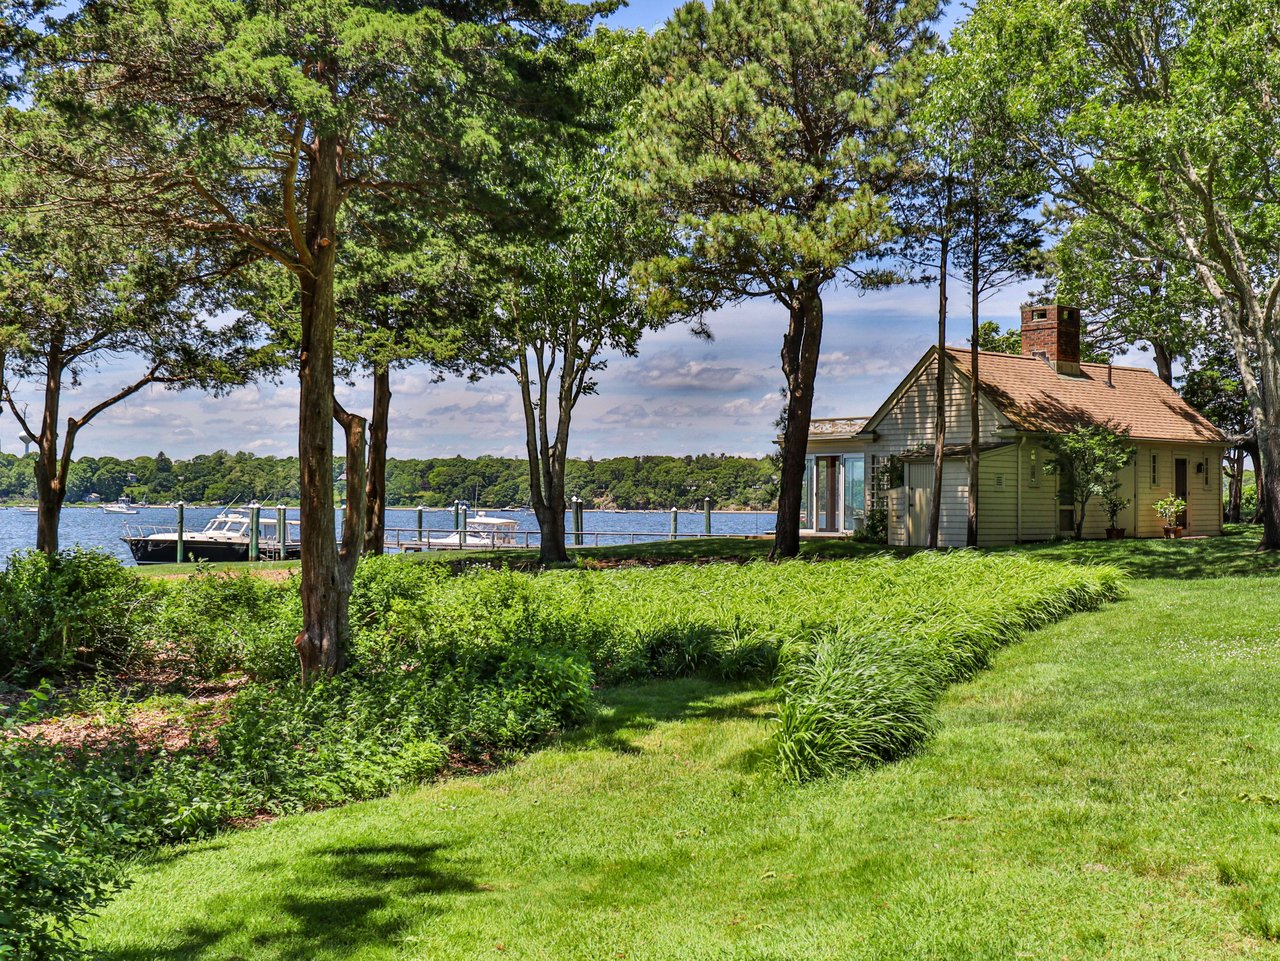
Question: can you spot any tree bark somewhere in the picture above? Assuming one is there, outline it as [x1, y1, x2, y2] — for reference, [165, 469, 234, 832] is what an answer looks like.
[1151, 340, 1174, 386]
[34, 342, 64, 555]
[295, 131, 356, 685]
[1242, 441, 1264, 524]
[967, 194, 980, 548]
[1226, 447, 1242, 523]
[363, 366, 391, 556]
[517, 347, 570, 564]
[929, 176, 953, 550]
[773, 278, 825, 559]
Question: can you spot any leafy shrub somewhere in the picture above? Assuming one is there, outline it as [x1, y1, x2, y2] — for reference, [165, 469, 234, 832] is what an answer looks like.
[141, 570, 300, 681]
[0, 688, 130, 961]
[858, 507, 889, 543]
[211, 678, 450, 814]
[0, 550, 142, 684]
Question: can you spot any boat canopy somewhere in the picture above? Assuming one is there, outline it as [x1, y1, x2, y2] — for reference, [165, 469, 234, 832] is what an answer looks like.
[467, 514, 519, 528]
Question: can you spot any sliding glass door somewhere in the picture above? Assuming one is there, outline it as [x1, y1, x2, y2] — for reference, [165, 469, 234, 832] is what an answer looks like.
[842, 454, 865, 530]
[814, 456, 839, 531]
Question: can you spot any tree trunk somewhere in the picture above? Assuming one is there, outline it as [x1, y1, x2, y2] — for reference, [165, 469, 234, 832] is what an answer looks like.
[363, 366, 391, 556]
[1151, 340, 1174, 386]
[1243, 441, 1264, 524]
[34, 346, 65, 555]
[773, 279, 825, 559]
[533, 485, 568, 564]
[1227, 447, 1243, 523]
[295, 132, 351, 685]
[1256, 415, 1280, 547]
[516, 350, 570, 564]
[967, 196, 980, 548]
[929, 177, 953, 550]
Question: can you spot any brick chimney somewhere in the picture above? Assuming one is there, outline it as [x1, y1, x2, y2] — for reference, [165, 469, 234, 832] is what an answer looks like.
[1021, 304, 1082, 376]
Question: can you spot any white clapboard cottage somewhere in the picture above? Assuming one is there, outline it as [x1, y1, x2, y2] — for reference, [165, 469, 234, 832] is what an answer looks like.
[802, 304, 1228, 546]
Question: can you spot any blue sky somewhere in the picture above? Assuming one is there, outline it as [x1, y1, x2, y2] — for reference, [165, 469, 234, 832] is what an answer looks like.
[2, 0, 1156, 462]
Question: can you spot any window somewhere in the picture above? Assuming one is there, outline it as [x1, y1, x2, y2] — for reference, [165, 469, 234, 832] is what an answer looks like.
[1150, 453, 1158, 487]
[1029, 448, 1041, 487]
[842, 454, 865, 529]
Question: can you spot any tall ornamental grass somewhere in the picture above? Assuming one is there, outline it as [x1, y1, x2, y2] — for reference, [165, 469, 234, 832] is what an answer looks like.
[375, 553, 1122, 780]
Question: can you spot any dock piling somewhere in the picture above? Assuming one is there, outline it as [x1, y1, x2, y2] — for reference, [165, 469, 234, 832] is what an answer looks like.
[176, 501, 185, 564]
[416, 505, 424, 543]
[571, 496, 583, 546]
[670, 506, 678, 540]
[276, 505, 287, 558]
[249, 504, 260, 561]
[704, 497, 711, 536]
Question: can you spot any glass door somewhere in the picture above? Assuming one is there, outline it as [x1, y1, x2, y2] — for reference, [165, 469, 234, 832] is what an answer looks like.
[1175, 458, 1189, 527]
[815, 456, 839, 531]
[842, 454, 865, 530]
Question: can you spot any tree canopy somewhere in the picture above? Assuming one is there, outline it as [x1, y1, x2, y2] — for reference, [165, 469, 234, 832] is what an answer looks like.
[631, 0, 938, 557]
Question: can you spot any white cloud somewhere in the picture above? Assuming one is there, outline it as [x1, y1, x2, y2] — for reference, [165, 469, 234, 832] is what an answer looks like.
[0, 267, 1165, 462]
[627, 349, 770, 393]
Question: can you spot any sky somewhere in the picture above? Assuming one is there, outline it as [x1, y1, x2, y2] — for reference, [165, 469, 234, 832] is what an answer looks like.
[1, 0, 1160, 464]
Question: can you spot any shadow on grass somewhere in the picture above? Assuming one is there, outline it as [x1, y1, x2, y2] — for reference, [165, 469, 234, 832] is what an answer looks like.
[562, 678, 774, 756]
[99, 842, 478, 961]
[1005, 525, 1280, 581]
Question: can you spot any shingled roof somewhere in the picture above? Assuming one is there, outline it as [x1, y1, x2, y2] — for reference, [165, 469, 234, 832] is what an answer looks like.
[944, 348, 1225, 444]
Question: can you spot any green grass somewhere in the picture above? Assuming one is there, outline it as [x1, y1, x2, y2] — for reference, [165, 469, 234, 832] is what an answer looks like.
[133, 558, 302, 578]
[85, 567, 1280, 959]
[1009, 523, 1280, 580]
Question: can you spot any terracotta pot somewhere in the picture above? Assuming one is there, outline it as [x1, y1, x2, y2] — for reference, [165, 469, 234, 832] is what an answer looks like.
[1162, 526, 1183, 539]
[1105, 528, 1125, 540]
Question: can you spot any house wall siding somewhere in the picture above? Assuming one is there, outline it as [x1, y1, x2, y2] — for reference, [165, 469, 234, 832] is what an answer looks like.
[807, 349, 1227, 545]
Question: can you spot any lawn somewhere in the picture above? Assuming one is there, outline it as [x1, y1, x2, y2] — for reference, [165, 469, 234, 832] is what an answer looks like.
[85, 539, 1280, 960]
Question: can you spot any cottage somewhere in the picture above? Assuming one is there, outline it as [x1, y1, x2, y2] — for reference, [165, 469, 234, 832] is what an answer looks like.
[802, 304, 1228, 546]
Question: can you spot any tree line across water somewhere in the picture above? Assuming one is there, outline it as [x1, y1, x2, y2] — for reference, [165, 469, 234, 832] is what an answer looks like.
[0, 451, 779, 512]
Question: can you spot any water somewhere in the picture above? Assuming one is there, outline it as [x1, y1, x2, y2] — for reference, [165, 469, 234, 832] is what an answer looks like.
[1, 505, 778, 565]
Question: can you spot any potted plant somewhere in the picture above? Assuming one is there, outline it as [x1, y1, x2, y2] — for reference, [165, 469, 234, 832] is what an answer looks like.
[1152, 493, 1187, 538]
[1102, 489, 1128, 539]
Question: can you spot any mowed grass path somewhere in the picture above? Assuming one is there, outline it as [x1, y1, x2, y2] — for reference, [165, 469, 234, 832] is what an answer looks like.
[87, 572, 1280, 961]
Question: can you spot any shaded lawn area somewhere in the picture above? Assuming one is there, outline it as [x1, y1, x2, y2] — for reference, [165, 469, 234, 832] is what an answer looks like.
[86, 576, 1280, 960]
[1008, 523, 1280, 580]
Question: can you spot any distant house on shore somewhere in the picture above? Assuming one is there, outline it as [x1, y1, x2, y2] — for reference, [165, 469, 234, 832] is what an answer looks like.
[802, 304, 1228, 546]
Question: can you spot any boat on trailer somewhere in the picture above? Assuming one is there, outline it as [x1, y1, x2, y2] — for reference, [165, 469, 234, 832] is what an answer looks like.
[121, 509, 301, 564]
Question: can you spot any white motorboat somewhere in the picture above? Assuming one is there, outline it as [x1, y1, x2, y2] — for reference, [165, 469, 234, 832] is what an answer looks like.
[103, 499, 140, 515]
[425, 513, 520, 550]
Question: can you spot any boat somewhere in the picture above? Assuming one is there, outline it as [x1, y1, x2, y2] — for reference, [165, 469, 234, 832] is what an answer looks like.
[103, 499, 140, 515]
[422, 513, 521, 550]
[121, 508, 301, 564]
[20, 506, 38, 514]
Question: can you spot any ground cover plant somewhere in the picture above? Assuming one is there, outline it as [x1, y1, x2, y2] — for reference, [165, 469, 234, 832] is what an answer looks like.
[1, 548, 1119, 958]
[83, 569, 1280, 960]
